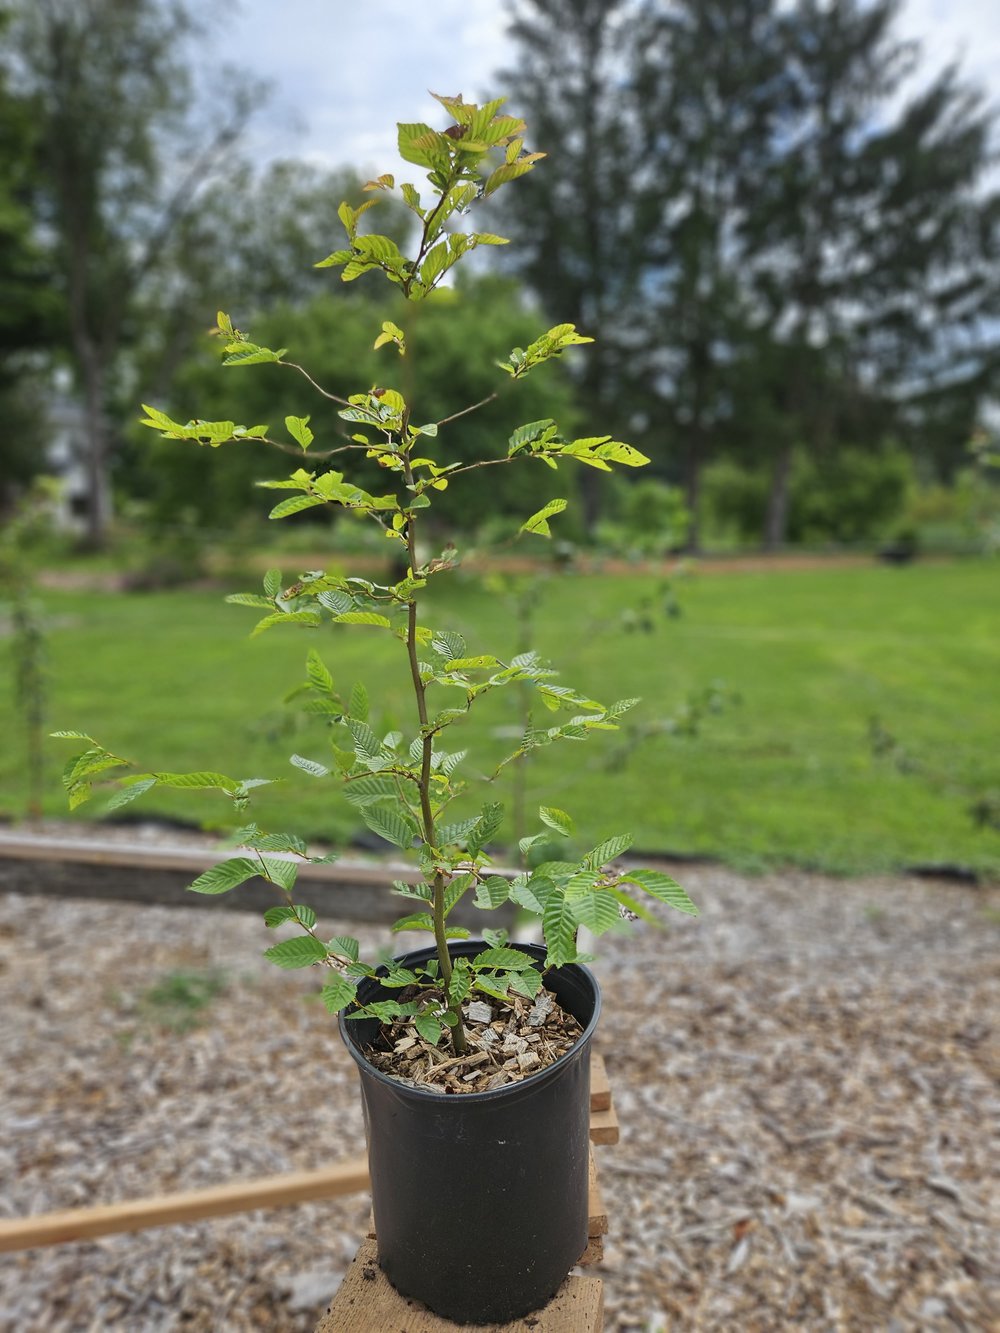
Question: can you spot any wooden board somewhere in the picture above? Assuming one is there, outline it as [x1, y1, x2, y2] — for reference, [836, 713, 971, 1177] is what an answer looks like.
[587, 1152, 608, 1237]
[0, 831, 510, 928]
[589, 1102, 619, 1146]
[0, 1158, 370, 1254]
[590, 1053, 611, 1112]
[315, 1239, 603, 1333]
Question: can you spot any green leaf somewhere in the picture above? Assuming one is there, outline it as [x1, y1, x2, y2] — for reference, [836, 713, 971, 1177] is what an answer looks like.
[263, 936, 328, 969]
[225, 592, 274, 608]
[414, 1011, 443, 1044]
[104, 777, 156, 812]
[285, 415, 314, 449]
[474, 875, 510, 910]
[443, 655, 501, 671]
[432, 630, 466, 661]
[320, 975, 358, 1014]
[263, 906, 297, 927]
[391, 912, 435, 933]
[583, 833, 633, 869]
[256, 854, 298, 891]
[543, 894, 578, 968]
[623, 869, 699, 916]
[306, 650, 335, 696]
[332, 611, 392, 628]
[568, 889, 620, 935]
[468, 801, 504, 857]
[510, 968, 544, 998]
[358, 801, 419, 849]
[349, 681, 369, 721]
[520, 498, 568, 538]
[269, 494, 327, 520]
[188, 857, 259, 896]
[252, 610, 322, 637]
[328, 935, 361, 961]
[154, 771, 238, 791]
[290, 753, 331, 778]
[471, 947, 537, 972]
[449, 967, 472, 1005]
[263, 569, 282, 598]
[539, 807, 574, 838]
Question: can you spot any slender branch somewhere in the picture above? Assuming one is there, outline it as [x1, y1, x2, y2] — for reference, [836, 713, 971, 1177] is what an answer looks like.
[434, 393, 498, 429]
[279, 360, 352, 407]
[402, 459, 467, 1054]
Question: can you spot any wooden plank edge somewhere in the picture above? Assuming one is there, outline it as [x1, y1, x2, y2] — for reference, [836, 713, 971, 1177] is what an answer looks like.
[589, 1052, 611, 1112]
[0, 1158, 370, 1254]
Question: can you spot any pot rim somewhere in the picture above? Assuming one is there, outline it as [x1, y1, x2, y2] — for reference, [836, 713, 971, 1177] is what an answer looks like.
[338, 939, 601, 1104]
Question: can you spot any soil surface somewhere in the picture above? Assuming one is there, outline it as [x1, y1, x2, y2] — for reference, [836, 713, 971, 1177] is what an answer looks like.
[0, 858, 997, 1331]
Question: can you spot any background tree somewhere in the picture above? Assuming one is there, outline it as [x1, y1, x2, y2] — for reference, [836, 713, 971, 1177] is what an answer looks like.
[0, 7, 58, 511]
[499, 0, 1000, 548]
[4, 0, 266, 546]
[498, 0, 642, 534]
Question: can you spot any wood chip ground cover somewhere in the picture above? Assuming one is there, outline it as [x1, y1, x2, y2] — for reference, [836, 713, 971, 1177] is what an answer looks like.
[364, 987, 582, 1093]
[0, 857, 997, 1330]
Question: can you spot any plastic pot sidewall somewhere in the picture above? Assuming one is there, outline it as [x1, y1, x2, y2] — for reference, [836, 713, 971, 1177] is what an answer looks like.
[338, 940, 601, 1325]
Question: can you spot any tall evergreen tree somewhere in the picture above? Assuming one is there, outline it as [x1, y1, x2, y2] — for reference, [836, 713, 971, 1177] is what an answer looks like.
[498, 0, 643, 532]
[500, 0, 1000, 548]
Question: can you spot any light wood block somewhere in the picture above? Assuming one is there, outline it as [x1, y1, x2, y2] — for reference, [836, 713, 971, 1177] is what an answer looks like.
[587, 1151, 608, 1237]
[589, 1101, 619, 1146]
[316, 1239, 603, 1332]
[590, 1053, 611, 1112]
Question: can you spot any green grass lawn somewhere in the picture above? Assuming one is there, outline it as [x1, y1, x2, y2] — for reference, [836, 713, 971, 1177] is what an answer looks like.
[4, 558, 998, 878]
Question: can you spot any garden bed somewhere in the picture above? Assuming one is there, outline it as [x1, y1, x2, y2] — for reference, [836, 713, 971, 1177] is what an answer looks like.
[0, 860, 997, 1330]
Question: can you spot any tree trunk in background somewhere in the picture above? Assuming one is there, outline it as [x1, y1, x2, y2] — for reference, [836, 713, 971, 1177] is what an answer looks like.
[765, 444, 793, 550]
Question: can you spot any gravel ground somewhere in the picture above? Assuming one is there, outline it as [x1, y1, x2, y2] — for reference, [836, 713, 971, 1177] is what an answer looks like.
[1, 859, 997, 1332]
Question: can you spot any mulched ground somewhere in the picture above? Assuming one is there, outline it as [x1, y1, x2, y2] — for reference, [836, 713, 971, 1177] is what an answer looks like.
[0, 858, 997, 1331]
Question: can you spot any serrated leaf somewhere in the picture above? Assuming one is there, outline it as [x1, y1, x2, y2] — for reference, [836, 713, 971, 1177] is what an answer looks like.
[474, 875, 510, 910]
[510, 968, 544, 998]
[520, 498, 567, 537]
[263, 936, 328, 969]
[263, 569, 282, 598]
[320, 975, 358, 1013]
[225, 592, 274, 608]
[539, 806, 574, 837]
[285, 415, 314, 449]
[332, 611, 392, 628]
[471, 947, 537, 972]
[391, 912, 435, 932]
[263, 906, 297, 927]
[414, 1011, 443, 1043]
[358, 802, 418, 849]
[252, 611, 322, 637]
[269, 494, 327, 520]
[188, 857, 259, 896]
[104, 777, 156, 812]
[432, 630, 466, 661]
[291, 753, 331, 778]
[584, 833, 633, 869]
[328, 935, 360, 961]
[155, 771, 238, 791]
[568, 889, 621, 935]
[256, 854, 298, 891]
[449, 967, 472, 1005]
[306, 649, 335, 696]
[543, 894, 578, 968]
[624, 869, 699, 916]
[349, 681, 369, 721]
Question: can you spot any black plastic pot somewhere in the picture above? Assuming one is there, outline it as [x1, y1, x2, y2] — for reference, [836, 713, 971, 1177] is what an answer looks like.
[338, 940, 601, 1325]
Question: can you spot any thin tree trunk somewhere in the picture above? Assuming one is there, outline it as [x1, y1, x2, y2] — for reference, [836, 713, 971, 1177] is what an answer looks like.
[764, 444, 793, 550]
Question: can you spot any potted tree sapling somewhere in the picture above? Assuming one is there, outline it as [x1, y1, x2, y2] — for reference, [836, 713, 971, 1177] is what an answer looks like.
[55, 95, 697, 1325]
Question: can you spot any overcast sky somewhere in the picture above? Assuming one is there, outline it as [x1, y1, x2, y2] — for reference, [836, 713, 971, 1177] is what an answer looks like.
[221, 0, 1000, 177]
